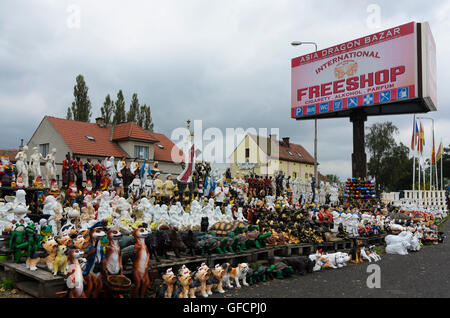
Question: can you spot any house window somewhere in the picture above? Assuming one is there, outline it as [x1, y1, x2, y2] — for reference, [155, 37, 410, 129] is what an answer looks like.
[39, 143, 49, 157]
[134, 145, 149, 159]
[245, 148, 250, 158]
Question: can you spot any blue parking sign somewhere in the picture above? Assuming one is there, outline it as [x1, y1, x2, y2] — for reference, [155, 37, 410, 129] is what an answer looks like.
[307, 105, 316, 115]
[295, 107, 303, 117]
[334, 100, 343, 111]
[348, 97, 358, 108]
[398, 87, 409, 100]
[320, 103, 329, 113]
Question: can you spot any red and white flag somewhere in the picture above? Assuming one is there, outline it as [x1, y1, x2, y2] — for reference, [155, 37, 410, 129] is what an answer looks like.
[177, 144, 195, 183]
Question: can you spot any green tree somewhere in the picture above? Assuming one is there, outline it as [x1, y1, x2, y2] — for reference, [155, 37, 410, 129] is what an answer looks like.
[442, 146, 450, 183]
[143, 104, 154, 132]
[66, 107, 73, 120]
[127, 93, 140, 123]
[101, 94, 114, 125]
[113, 90, 126, 124]
[66, 74, 92, 122]
[378, 142, 413, 192]
[366, 122, 399, 194]
[137, 105, 146, 127]
[326, 174, 341, 184]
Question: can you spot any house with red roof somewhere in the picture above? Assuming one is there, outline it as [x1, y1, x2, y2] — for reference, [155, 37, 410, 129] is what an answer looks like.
[230, 133, 322, 181]
[27, 116, 184, 181]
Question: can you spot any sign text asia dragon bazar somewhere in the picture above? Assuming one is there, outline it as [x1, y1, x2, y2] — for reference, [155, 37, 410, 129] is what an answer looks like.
[291, 21, 437, 119]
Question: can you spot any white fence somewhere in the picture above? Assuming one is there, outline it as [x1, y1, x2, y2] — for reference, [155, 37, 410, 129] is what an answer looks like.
[381, 190, 448, 214]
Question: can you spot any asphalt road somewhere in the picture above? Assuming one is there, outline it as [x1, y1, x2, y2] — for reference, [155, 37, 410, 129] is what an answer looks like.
[213, 222, 450, 298]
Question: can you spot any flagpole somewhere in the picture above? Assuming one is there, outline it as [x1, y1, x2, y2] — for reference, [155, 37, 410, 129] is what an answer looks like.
[418, 158, 421, 206]
[430, 121, 433, 190]
[441, 150, 443, 190]
[441, 140, 444, 191]
[412, 114, 416, 192]
[434, 124, 438, 191]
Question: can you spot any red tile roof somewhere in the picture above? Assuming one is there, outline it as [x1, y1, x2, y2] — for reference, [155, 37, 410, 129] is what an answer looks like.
[249, 134, 317, 165]
[46, 116, 182, 162]
[0, 149, 19, 162]
[47, 116, 126, 158]
[152, 133, 184, 163]
[111, 122, 160, 142]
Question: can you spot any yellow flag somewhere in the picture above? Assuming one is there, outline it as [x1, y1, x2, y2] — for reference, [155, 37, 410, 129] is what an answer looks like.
[436, 142, 443, 161]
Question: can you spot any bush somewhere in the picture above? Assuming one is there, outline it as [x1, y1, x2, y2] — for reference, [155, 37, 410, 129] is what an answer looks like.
[1, 278, 16, 290]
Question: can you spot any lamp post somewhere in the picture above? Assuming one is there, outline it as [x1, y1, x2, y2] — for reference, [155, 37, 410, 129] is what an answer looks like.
[291, 41, 319, 196]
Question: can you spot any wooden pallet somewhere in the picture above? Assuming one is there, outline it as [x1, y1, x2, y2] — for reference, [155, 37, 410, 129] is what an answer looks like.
[0, 260, 66, 298]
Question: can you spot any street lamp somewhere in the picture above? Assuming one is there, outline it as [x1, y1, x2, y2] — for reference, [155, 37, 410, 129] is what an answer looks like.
[291, 41, 319, 198]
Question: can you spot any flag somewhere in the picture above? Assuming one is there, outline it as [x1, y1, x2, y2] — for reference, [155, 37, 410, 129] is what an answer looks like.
[436, 142, 443, 161]
[411, 120, 419, 151]
[432, 132, 436, 164]
[411, 116, 416, 151]
[177, 144, 195, 183]
[419, 123, 425, 154]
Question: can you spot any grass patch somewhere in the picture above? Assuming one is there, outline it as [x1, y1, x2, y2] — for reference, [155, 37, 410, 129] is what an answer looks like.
[436, 215, 450, 230]
[0, 278, 16, 290]
[375, 247, 385, 255]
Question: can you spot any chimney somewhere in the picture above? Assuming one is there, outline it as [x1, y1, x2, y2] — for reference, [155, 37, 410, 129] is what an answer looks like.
[282, 137, 290, 147]
[19, 139, 24, 151]
[95, 117, 106, 128]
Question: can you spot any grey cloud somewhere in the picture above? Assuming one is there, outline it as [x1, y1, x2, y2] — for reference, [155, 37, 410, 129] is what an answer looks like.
[0, 0, 449, 181]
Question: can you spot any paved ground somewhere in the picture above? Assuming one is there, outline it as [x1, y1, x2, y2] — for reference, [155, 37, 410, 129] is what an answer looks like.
[213, 222, 449, 298]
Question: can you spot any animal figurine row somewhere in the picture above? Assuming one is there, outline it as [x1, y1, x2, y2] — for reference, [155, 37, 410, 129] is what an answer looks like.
[25, 223, 151, 298]
[157, 262, 250, 298]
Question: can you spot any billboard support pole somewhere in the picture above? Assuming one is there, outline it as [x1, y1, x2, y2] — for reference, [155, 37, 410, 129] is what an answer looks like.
[350, 110, 367, 180]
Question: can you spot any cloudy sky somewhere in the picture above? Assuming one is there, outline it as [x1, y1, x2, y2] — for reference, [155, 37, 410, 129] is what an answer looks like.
[1, 0, 449, 179]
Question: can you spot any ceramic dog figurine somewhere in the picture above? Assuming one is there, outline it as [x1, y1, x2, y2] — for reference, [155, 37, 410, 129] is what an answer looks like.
[132, 227, 151, 298]
[326, 252, 351, 268]
[195, 265, 210, 298]
[53, 245, 68, 276]
[350, 239, 364, 264]
[206, 264, 226, 294]
[161, 268, 178, 298]
[175, 268, 192, 298]
[221, 262, 233, 289]
[367, 246, 381, 261]
[26, 238, 58, 271]
[67, 248, 86, 298]
[226, 263, 249, 289]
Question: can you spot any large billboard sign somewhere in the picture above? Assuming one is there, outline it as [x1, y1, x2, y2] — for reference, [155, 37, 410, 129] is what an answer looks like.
[291, 22, 437, 120]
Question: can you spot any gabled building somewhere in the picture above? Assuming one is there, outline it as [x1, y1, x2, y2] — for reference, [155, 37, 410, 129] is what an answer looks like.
[27, 116, 183, 181]
[230, 133, 319, 180]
